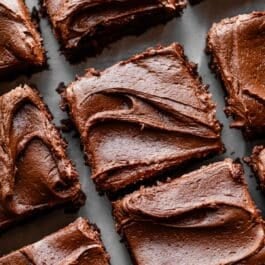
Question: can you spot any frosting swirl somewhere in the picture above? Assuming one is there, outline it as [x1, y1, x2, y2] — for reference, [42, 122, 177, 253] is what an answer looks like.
[63, 43, 222, 194]
[207, 12, 265, 136]
[0, 85, 84, 230]
[113, 160, 265, 265]
[0, 0, 45, 77]
[0, 218, 110, 265]
[43, 0, 187, 59]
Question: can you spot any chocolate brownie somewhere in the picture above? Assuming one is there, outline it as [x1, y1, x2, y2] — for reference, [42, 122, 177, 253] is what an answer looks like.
[0, 85, 85, 231]
[43, 0, 187, 61]
[0, 217, 110, 264]
[247, 146, 265, 190]
[113, 159, 265, 265]
[0, 0, 45, 79]
[207, 12, 265, 137]
[62, 43, 223, 195]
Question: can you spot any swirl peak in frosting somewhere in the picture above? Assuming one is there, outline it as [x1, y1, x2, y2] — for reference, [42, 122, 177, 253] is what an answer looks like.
[0, 85, 85, 231]
[43, 0, 187, 61]
[113, 159, 265, 265]
[0, 217, 110, 264]
[0, 0, 45, 79]
[207, 12, 265, 137]
[62, 43, 223, 195]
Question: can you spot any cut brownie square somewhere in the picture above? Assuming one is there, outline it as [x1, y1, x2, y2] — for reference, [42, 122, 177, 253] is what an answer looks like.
[0, 85, 85, 231]
[0, 217, 110, 264]
[62, 43, 223, 196]
[247, 146, 265, 190]
[42, 0, 187, 61]
[0, 0, 45, 79]
[207, 12, 265, 137]
[113, 159, 265, 265]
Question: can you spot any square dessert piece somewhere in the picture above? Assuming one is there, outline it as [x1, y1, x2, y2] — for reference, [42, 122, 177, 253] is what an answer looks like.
[43, 0, 187, 61]
[0, 0, 45, 79]
[0, 85, 85, 231]
[207, 12, 265, 137]
[247, 146, 265, 190]
[0, 217, 110, 264]
[62, 43, 223, 196]
[113, 159, 265, 265]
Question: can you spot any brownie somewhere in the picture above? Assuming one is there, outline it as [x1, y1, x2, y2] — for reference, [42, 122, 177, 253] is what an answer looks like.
[0, 85, 85, 231]
[62, 43, 223, 196]
[113, 159, 265, 265]
[43, 0, 187, 62]
[247, 146, 265, 190]
[0, 0, 45, 79]
[207, 12, 265, 137]
[0, 217, 110, 264]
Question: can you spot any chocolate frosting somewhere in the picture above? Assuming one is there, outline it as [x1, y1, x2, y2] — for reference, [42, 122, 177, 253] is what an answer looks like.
[0, 217, 110, 264]
[113, 159, 265, 265]
[207, 12, 265, 136]
[0, 0, 45, 77]
[43, 0, 186, 58]
[63, 43, 222, 194]
[247, 145, 265, 191]
[238, 244, 265, 265]
[0, 85, 84, 230]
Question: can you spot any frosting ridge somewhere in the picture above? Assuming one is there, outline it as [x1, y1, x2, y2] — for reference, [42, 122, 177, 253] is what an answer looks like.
[113, 160, 265, 265]
[207, 12, 265, 136]
[63, 43, 222, 194]
[0, 218, 110, 264]
[44, 0, 187, 60]
[0, 0, 45, 77]
[0, 85, 84, 230]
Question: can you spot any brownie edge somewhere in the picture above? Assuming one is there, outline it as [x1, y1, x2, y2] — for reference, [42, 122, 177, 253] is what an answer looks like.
[207, 12, 265, 137]
[0, 217, 110, 264]
[247, 146, 265, 190]
[0, 85, 85, 231]
[43, 0, 187, 62]
[0, 0, 46, 79]
[61, 43, 223, 196]
[113, 159, 265, 265]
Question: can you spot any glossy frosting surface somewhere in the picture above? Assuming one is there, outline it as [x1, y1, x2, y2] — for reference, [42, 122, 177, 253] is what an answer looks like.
[44, 0, 186, 52]
[0, 0, 44, 75]
[207, 12, 265, 135]
[63, 43, 222, 194]
[0, 217, 110, 264]
[0, 85, 84, 230]
[113, 160, 265, 265]
[248, 145, 265, 190]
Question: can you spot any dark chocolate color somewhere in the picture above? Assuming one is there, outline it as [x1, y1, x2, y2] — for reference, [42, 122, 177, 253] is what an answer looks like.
[0, 217, 110, 264]
[207, 12, 265, 137]
[188, 0, 203, 5]
[113, 159, 265, 265]
[43, 0, 187, 61]
[247, 145, 265, 191]
[62, 43, 223, 195]
[0, 0, 45, 79]
[0, 85, 84, 231]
